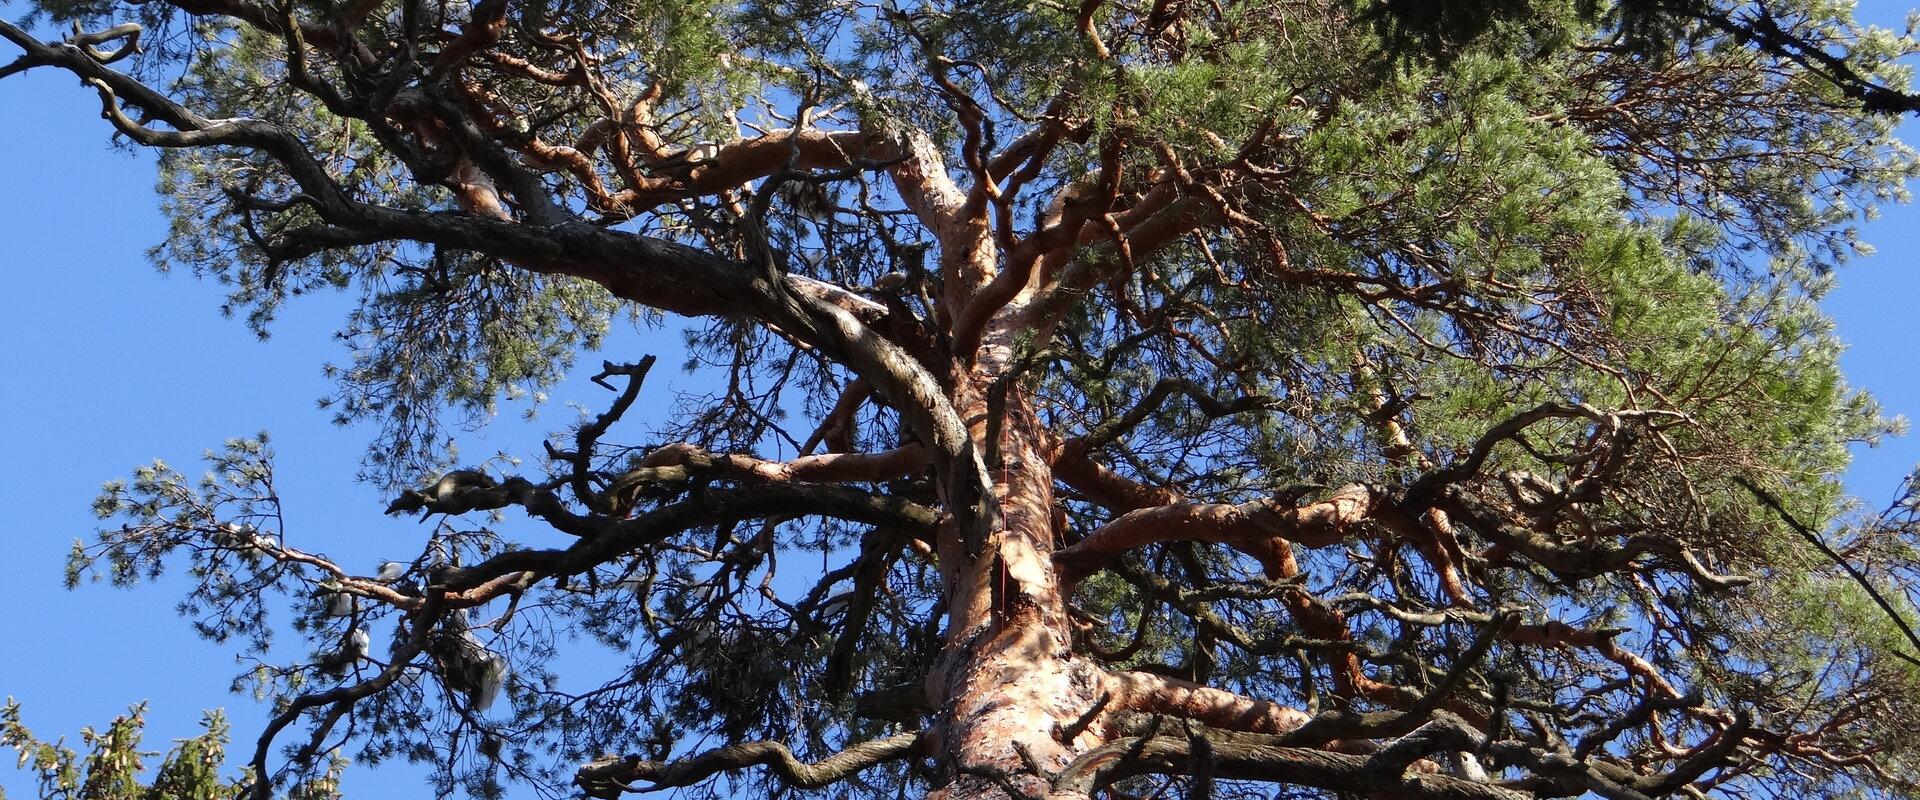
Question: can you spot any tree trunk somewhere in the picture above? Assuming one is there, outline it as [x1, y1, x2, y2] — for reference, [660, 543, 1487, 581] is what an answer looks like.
[926, 369, 1108, 798]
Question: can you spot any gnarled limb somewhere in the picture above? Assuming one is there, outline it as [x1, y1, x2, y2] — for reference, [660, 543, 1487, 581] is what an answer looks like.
[1049, 439, 1183, 512]
[1051, 724, 1529, 800]
[434, 482, 939, 596]
[65, 22, 141, 64]
[1105, 671, 1312, 736]
[617, 442, 931, 490]
[1053, 485, 1379, 582]
[575, 732, 924, 795]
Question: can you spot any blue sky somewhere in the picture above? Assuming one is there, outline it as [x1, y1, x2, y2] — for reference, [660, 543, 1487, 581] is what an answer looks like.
[0, 29, 692, 794]
[4, 4, 1920, 799]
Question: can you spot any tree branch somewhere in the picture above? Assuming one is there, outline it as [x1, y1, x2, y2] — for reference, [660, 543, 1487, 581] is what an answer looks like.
[1051, 726, 1528, 800]
[574, 732, 923, 795]
[435, 482, 939, 598]
[1105, 671, 1312, 735]
[1054, 485, 1378, 582]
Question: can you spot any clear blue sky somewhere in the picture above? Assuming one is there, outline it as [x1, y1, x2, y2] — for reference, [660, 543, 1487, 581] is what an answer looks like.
[0, 17, 691, 793]
[3, 4, 1920, 799]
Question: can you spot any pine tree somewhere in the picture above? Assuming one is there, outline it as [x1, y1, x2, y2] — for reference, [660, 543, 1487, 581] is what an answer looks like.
[0, 700, 346, 800]
[6, 1, 1920, 798]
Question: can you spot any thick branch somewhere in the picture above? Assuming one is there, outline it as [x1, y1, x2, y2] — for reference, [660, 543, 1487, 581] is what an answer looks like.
[1050, 439, 1183, 512]
[435, 482, 939, 598]
[619, 442, 930, 490]
[1105, 671, 1312, 735]
[1052, 728, 1528, 800]
[575, 732, 923, 795]
[1054, 485, 1378, 581]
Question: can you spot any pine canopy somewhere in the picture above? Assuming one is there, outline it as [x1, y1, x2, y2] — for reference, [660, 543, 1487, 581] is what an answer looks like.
[7, 0, 1920, 798]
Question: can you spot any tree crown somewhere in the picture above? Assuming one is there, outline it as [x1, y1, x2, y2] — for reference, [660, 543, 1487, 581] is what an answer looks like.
[8, 0, 1920, 798]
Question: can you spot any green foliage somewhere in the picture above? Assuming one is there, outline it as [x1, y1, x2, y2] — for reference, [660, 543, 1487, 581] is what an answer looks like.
[75, 435, 298, 649]
[1, 700, 342, 800]
[319, 252, 626, 487]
